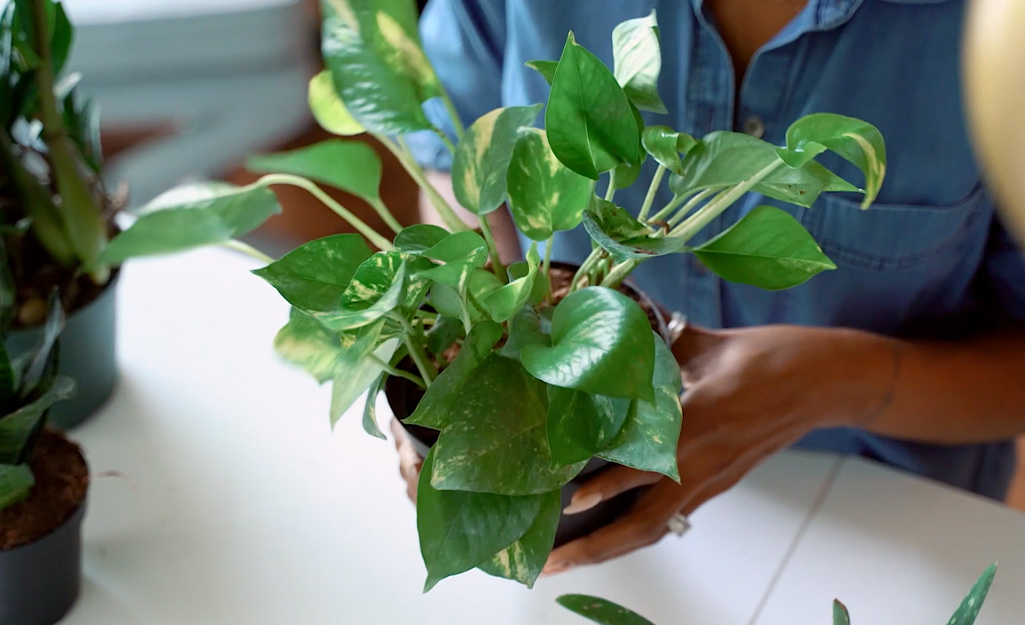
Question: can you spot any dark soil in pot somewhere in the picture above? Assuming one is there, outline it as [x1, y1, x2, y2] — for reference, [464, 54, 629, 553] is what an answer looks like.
[386, 262, 670, 548]
[0, 428, 89, 625]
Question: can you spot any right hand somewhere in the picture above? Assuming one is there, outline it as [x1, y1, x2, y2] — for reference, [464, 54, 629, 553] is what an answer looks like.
[391, 418, 423, 503]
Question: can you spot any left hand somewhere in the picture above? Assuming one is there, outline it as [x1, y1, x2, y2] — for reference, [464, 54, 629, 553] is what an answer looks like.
[542, 322, 899, 576]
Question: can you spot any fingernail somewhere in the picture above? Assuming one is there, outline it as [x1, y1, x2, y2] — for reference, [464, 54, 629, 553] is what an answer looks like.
[541, 562, 570, 577]
[563, 492, 602, 515]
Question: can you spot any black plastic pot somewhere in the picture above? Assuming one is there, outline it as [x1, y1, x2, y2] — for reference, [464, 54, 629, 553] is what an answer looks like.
[6, 273, 119, 430]
[0, 502, 86, 625]
[387, 262, 670, 547]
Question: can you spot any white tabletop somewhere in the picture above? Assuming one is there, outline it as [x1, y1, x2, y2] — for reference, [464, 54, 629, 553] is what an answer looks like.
[64, 248, 1025, 624]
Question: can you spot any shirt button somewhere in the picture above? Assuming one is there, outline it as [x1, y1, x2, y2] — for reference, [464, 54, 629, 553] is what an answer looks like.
[742, 115, 766, 139]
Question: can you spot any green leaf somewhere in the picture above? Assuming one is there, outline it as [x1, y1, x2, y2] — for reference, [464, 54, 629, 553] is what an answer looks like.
[102, 183, 282, 264]
[0, 343, 15, 409]
[832, 601, 850, 625]
[948, 563, 997, 625]
[430, 354, 584, 495]
[405, 321, 503, 429]
[429, 282, 466, 320]
[480, 243, 540, 322]
[557, 595, 657, 625]
[20, 291, 63, 400]
[416, 231, 489, 288]
[452, 105, 542, 216]
[583, 198, 684, 260]
[51, 1, 71, 76]
[362, 373, 387, 439]
[394, 224, 449, 253]
[497, 306, 550, 360]
[507, 128, 592, 241]
[692, 205, 836, 290]
[273, 308, 342, 384]
[307, 70, 365, 135]
[425, 316, 465, 360]
[597, 334, 681, 481]
[610, 160, 643, 190]
[612, 10, 666, 114]
[320, 0, 438, 135]
[508, 259, 549, 306]
[780, 113, 887, 208]
[642, 125, 697, 174]
[547, 387, 631, 467]
[329, 320, 399, 425]
[417, 450, 544, 592]
[246, 140, 383, 205]
[0, 463, 33, 511]
[477, 488, 560, 588]
[525, 59, 558, 85]
[546, 32, 640, 179]
[313, 252, 428, 331]
[0, 376, 75, 465]
[253, 234, 372, 312]
[521, 287, 655, 401]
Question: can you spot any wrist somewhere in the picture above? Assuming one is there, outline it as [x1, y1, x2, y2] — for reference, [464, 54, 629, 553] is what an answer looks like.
[818, 328, 902, 430]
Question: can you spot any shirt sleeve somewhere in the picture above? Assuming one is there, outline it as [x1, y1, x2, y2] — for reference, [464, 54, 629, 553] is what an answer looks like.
[977, 213, 1025, 324]
[404, 0, 507, 171]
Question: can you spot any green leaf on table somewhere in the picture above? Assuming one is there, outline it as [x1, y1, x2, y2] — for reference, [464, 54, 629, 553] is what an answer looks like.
[612, 10, 667, 114]
[416, 231, 489, 288]
[0, 376, 75, 465]
[597, 334, 681, 481]
[583, 198, 684, 260]
[546, 32, 640, 179]
[307, 70, 365, 135]
[329, 320, 399, 425]
[497, 306, 550, 360]
[507, 128, 592, 241]
[947, 563, 997, 625]
[557, 595, 658, 625]
[406, 321, 503, 429]
[692, 205, 836, 290]
[394, 224, 449, 253]
[320, 0, 438, 135]
[479, 244, 540, 322]
[417, 449, 545, 592]
[642, 125, 697, 174]
[253, 234, 373, 312]
[273, 308, 343, 383]
[779, 113, 887, 208]
[526, 59, 558, 85]
[362, 373, 387, 439]
[452, 105, 542, 216]
[0, 463, 33, 510]
[246, 140, 383, 205]
[430, 355, 584, 495]
[477, 488, 560, 588]
[521, 287, 655, 401]
[832, 601, 850, 625]
[102, 183, 282, 264]
[313, 251, 427, 331]
[547, 387, 631, 467]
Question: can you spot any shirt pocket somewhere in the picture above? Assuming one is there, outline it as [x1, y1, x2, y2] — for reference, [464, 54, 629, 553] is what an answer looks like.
[799, 186, 989, 272]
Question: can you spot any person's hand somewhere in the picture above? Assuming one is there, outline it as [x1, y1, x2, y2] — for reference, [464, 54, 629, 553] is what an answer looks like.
[542, 322, 900, 576]
[391, 418, 423, 503]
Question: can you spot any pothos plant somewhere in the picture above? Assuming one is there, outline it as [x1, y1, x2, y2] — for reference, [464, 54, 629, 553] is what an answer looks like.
[106, 1, 887, 591]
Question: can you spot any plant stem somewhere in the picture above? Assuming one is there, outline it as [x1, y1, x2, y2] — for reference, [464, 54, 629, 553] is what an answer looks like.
[440, 92, 466, 140]
[369, 198, 403, 234]
[255, 174, 394, 251]
[368, 354, 427, 390]
[637, 166, 666, 222]
[477, 216, 506, 281]
[600, 259, 640, 288]
[668, 188, 721, 228]
[604, 181, 617, 202]
[393, 314, 436, 386]
[669, 160, 784, 244]
[542, 235, 554, 280]
[433, 128, 457, 155]
[379, 136, 468, 233]
[571, 247, 604, 290]
[221, 240, 274, 264]
[647, 194, 688, 224]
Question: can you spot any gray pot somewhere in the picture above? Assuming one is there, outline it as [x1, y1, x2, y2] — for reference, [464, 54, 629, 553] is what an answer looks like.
[6, 274, 119, 430]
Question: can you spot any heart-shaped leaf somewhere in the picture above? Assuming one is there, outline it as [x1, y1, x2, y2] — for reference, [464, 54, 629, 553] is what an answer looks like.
[692, 205, 836, 290]
[253, 234, 373, 312]
[307, 70, 364, 135]
[948, 563, 997, 625]
[642, 125, 697, 174]
[477, 488, 560, 588]
[394, 224, 449, 253]
[521, 287, 654, 401]
[425, 316, 465, 360]
[612, 10, 667, 114]
[546, 32, 640, 179]
[416, 231, 489, 288]
[507, 128, 592, 241]
[779, 113, 887, 208]
[247, 140, 383, 205]
[480, 244, 540, 322]
[313, 251, 427, 330]
[102, 183, 282, 264]
[547, 387, 631, 467]
[611, 160, 643, 190]
[597, 334, 682, 481]
[273, 308, 343, 383]
[557, 595, 657, 625]
[525, 59, 558, 85]
[329, 320, 399, 425]
[498, 306, 551, 360]
[583, 198, 684, 260]
[417, 449, 545, 592]
[452, 105, 542, 216]
[0, 463, 34, 510]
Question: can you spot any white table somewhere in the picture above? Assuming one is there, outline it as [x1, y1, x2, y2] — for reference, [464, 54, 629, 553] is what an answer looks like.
[65, 249, 1025, 624]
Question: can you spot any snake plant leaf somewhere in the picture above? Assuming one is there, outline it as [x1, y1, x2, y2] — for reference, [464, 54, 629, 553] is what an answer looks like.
[480, 244, 540, 322]
[0, 375, 75, 465]
[429, 354, 585, 495]
[779, 113, 887, 208]
[452, 105, 543, 216]
[394, 224, 449, 253]
[546, 32, 640, 179]
[246, 140, 383, 206]
[583, 198, 685, 261]
[253, 234, 373, 313]
[547, 387, 631, 467]
[19, 291, 63, 401]
[307, 70, 364, 135]
[0, 463, 33, 510]
[597, 334, 682, 481]
[832, 601, 850, 625]
[273, 308, 342, 384]
[521, 287, 655, 401]
[525, 59, 558, 85]
[507, 128, 593, 241]
[612, 10, 666, 114]
[642, 125, 697, 174]
[948, 563, 997, 625]
[417, 449, 545, 592]
[102, 183, 281, 264]
[477, 488, 560, 588]
[692, 205, 836, 290]
[557, 595, 658, 625]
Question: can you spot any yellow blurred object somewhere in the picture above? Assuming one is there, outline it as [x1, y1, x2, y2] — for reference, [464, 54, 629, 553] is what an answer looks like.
[964, 0, 1025, 242]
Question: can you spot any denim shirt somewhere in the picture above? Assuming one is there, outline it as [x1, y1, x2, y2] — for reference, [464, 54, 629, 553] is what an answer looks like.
[408, 0, 1025, 499]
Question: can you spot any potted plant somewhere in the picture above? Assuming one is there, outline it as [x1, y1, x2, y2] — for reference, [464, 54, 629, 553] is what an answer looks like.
[0, 292, 82, 625]
[557, 564, 997, 625]
[105, 1, 887, 591]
